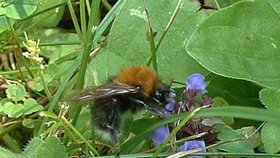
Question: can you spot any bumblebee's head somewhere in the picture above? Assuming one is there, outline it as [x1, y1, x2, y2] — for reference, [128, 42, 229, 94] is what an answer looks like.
[153, 85, 176, 105]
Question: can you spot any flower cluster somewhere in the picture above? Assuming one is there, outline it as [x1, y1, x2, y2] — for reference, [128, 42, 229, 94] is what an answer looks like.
[151, 73, 216, 157]
[22, 32, 46, 69]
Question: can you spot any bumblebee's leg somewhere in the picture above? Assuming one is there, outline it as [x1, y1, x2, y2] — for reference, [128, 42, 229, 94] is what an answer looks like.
[106, 98, 120, 143]
[129, 98, 164, 117]
[106, 98, 121, 156]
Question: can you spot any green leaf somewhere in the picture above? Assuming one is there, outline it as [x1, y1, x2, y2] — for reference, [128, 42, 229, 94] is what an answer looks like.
[9, 103, 25, 118]
[131, 118, 160, 135]
[24, 137, 68, 158]
[215, 0, 232, 8]
[214, 124, 254, 153]
[186, 0, 280, 88]
[3, 102, 24, 118]
[23, 137, 42, 156]
[0, 0, 38, 19]
[0, 98, 42, 118]
[6, 83, 26, 102]
[261, 122, 280, 154]
[259, 88, 280, 153]
[0, 146, 19, 158]
[230, 0, 244, 4]
[236, 126, 261, 148]
[207, 75, 262, 108]
[259, 88, 280, 112]
[20, 0, 65, 28]
[89, 0, 210, 84]
[22, 118, 36, 128]
[23, 98, 43, 115]
[0, 16, 15, 33]
[212, 97, 234, 125]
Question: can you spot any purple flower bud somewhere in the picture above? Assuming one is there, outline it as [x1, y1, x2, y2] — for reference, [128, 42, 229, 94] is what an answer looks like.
[186, 73, 207, 94]
[152, 126, 169, 147]
[165, 102, 174, 111]
[164, 102, 175, 115]
[179, 140, 206, 158]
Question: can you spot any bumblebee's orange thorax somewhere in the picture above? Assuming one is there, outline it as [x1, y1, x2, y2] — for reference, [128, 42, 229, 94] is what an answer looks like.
[116, 66, 161, 96]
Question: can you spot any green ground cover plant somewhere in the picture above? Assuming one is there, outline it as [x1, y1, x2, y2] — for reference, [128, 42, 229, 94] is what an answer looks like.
[0, 0, 280, 157]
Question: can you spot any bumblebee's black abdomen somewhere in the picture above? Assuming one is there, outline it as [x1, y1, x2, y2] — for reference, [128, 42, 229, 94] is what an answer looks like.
[91, 98, 120, 131]
[90, 95, 145, 132]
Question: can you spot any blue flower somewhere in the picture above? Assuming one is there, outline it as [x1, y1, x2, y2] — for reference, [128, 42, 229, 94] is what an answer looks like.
[152, 126, 169, 147]
[186, 73, 207, 94]
[164, 102, 175, 115]
[179, 140, 206, 158]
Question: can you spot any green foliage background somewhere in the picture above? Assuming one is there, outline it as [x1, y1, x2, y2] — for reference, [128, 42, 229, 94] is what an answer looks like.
[0, 0, 280, 157]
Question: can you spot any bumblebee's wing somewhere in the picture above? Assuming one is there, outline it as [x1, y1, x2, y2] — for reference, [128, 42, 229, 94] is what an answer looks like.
[68, 83, 139, 103]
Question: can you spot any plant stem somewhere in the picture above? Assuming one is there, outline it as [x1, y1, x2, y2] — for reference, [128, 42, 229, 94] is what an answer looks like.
[144, 4, 158, 73]
[6, 16, 34, 79]
[66, 0, 83, 42]
[40, 70, 52, 100]
[69, 0, 101, 131]
[146, 0, 185, 66]
[153, 106, 202, 158]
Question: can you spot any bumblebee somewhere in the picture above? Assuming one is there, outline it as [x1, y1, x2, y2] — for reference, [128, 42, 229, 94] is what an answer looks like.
[70, 66, 174, 144]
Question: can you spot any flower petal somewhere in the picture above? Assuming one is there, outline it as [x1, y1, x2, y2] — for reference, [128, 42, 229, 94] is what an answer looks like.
[179, 140, 206, 152]
[187, 73, 207, 94]
[152, 126, 170, 147]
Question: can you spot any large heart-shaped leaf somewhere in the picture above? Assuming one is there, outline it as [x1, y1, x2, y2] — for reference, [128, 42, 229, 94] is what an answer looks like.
[186, 0, 280, 88]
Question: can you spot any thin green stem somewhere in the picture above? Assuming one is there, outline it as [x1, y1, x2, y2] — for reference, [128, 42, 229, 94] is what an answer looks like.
[80, 0, 87, 43]
[213, 0, 221, 9]
[0, 67, 38, 75]
[153, 106, 201, 158]
[66, 0, 83, 43]
[144, 4, 158, 73]
[40, 70, 52, 100]
[92, 0, 124, 44]
[146, 0, 185, 66]
[0, 123, 21, 153]
[102, 0, 112, 10]
[0, 37, 13, 50]
[24, 13, 57, 30]
[19, 1, 66, 22]
[39, 41, 81, 46]
[156, 0, 185, 51]
[6, 16, 34, 79]
[37, 58, 81, 135]
[1, 42, 80, 51]
[39, 111, 99, 156]
[70, 0, 101, 127]
[0, 122, 22, 138]
[61, 117, 99, 156]
[85, 0, 91, 15]
[2, 134, 21, 153]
